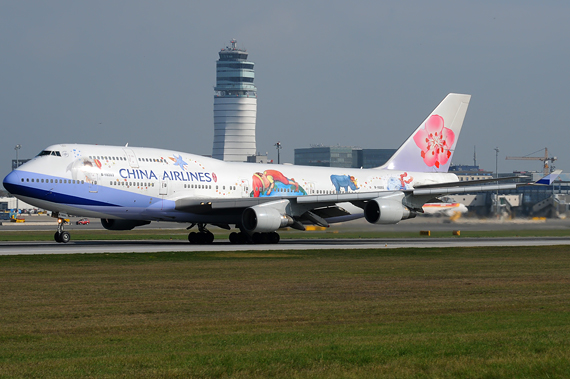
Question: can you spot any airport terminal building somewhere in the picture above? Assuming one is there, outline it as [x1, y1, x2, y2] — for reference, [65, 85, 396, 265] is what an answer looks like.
[294, 146, 396, 168]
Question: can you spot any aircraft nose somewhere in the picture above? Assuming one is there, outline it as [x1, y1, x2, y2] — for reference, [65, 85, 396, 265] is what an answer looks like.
[3, 170, 21, 195]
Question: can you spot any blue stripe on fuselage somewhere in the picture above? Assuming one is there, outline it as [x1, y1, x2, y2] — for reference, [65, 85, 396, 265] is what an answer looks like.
[4, 170, 158, 209]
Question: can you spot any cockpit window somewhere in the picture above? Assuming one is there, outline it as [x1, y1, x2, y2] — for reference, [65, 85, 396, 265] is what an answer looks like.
[37, 150, 62, 157]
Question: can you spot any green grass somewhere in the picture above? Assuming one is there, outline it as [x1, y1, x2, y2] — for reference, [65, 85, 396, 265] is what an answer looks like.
[1, 227, 570, 241]
[1, 246, 570, 378]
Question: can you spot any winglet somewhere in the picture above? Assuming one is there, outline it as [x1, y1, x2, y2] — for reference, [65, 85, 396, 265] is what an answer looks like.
[535, 170, 562, 185]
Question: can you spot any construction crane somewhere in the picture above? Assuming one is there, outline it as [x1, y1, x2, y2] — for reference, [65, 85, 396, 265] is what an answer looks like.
[505, 148, 557, 176]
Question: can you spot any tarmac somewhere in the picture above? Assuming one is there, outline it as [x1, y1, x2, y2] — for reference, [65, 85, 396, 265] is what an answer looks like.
[1, 214, 569, 256]
[2, 214, 569, 233]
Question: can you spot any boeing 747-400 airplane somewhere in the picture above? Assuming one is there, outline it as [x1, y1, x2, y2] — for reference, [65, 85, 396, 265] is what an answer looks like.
[3, 93, 560, 244]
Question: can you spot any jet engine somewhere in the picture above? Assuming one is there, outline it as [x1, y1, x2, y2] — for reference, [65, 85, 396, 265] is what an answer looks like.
[101, 219, 151, 230]
[242, 205, 294, 233]
[364, 197, 416, 224]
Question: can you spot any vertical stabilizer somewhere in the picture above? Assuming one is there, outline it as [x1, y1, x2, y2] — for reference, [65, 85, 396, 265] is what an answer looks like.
[381, 93, 471, 173]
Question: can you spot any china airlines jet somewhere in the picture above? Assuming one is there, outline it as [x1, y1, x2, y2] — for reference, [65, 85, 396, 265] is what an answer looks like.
[3, 94, 559, 244]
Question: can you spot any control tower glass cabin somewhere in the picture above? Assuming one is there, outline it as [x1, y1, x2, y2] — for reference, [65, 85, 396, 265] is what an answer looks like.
[212, 39, 257, 161]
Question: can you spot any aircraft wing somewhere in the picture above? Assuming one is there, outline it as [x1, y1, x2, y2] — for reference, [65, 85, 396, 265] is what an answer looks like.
[175, 190, 392, 213]
[176, 171, 560, 212]
[173, 170, 562, 229]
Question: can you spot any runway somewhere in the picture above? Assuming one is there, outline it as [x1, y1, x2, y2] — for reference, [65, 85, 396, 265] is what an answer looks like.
[2, 216, 570, 255]
[1, 237, 570, 256]
[3, 215, 570, 233]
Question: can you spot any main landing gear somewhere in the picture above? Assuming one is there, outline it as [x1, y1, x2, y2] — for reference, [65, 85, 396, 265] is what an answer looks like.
[54, 218, 71, 243]
[186, 224, 281, 245]
[229, 231, 280, 245]
[187, 223, 215, 244]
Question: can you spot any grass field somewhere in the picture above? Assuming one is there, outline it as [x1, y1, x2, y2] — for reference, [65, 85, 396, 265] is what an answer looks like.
[1, 227, 570, 242]
[1, 246, 569, 378]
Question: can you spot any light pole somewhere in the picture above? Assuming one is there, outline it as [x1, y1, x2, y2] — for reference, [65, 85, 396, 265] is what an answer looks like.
[14, 144, 21, 216]
[494, 147, 499, 218]
[274, 141, 282, 164]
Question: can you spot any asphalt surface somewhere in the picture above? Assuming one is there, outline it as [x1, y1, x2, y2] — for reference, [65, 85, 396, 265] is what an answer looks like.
[1, 237, 570, 256]
[3, 215, 570, 232]
[2, 216, 569, 255]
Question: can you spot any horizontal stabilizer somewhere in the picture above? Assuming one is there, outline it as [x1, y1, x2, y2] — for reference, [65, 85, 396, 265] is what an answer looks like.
[414, 175, 529, 189]
[535, 170, 562, 185]
[412, 183, 518, 197]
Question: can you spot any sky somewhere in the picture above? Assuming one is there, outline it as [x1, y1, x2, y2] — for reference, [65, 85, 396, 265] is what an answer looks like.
[2, 1, 570, 188]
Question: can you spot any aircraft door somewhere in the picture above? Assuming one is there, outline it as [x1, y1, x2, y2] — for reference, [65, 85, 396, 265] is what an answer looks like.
[89, 174, 99, 193]
[123, 148, 139, 168]
[306, 182, 316, 195]
[239, 179, 249, 197]
[159, 180, 168, 196]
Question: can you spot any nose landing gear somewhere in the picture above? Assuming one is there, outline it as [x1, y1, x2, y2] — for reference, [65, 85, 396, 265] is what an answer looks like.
[54, 218, 71, 243]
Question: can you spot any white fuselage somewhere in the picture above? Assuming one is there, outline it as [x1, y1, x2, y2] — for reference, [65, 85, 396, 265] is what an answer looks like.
[4, 143, 459, 225]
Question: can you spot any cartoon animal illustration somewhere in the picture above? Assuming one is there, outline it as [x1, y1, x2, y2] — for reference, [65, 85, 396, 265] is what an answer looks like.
[387, 172, 414, 190]
[330, 175, 359, 192]
[251, 170, 305, 197]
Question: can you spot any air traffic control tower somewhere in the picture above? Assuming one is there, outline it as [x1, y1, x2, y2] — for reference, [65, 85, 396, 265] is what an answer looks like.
[212, 40, 257, 161]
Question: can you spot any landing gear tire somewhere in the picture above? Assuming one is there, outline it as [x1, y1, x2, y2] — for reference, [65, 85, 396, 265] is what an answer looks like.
[268, 231, 280, 244]
[54, 231, 71, 243]
[251, 232, 280, 244]
[203, 231, 214, 244]
[188, 230, 214, 244]
[252, 232, 267, 244]
[60, 231, 71, 243]
[54, 218, 71, 243]
[229, 231, 250, 244]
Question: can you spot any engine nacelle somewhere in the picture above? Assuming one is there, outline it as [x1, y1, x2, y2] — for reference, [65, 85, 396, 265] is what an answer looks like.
[242, 206, 293, 233]
[101, 219, 151, 231]
[364, 198, 415, 224]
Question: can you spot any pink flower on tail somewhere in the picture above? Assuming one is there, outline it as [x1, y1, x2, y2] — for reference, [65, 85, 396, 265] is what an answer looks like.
[413, 115, 455, 168]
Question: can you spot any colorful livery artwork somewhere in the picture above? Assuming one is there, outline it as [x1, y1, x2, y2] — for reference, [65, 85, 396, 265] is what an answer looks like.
[251, 170, 306, 197]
